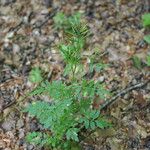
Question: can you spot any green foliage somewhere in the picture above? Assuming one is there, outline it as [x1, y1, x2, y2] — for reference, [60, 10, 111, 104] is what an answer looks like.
[144, 35, 150, 44]
[53, 12, 66, 29]
[132, 55, 142, 70]
[55, 12, 89, 78]
[66, 128, 79, 142]
[25, 80, 110, 148]
[53, 12, 83, 31]
[25, 12, 111, 149]
[26, 132, 49, 146]
[142, 13, 150, 27]
[88, 50, 108, 73]
[29, 67, 43, 83]
[146, 55, 150, 66]
[142, 13, 150, 44]
[89, 62, 108, 73]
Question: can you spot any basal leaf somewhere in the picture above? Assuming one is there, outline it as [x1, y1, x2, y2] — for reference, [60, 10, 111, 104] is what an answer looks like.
[132, 56, 142, 70]
[144, 35, 150, 44]
[146, 55, 150, 66]
[29, 67, 43, 83]
[142, 13, 150, 27]
[90, 121, 96, 130]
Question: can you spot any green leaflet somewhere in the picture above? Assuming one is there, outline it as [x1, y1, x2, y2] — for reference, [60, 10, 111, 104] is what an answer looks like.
[142, 13, 150, 27]
[66, 128, 79, 142]
[29, 67, 43, 83]
[144, 35, 150, 44]
[132, 55, 142, 70]
[142, 13, 150, 44]
[146, 55, 150, 66]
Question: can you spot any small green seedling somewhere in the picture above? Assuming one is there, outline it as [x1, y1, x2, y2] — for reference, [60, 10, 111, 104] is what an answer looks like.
[29, 67, 43, 83]
[132, 56, 142, 70]
[142, 13, 150, 27]
[146, 55, 150, 66]
[142, 13, 150, 44]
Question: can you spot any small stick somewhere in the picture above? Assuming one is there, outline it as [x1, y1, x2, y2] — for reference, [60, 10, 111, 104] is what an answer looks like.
[100, 79, 150, 111]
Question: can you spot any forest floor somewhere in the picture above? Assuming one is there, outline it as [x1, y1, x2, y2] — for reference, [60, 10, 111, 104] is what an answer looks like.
[0, 0, 150, 150]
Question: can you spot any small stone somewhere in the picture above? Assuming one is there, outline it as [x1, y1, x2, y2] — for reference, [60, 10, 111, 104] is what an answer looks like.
[27, 144, 34, 150]
[101, 11, 109, 19]
[124, 94, 129, 100]
[13, 44, 20, 54]
[41, 9, 49, 15]
[23, 16, 29, 24]
[48, 35, 55, 42]
[18, 129, 25, 139]
[98, 76, 105, 82]
[32, 29, 40, 36]
[132, 79, 137, 85]
[2, 118, 16, 131]
[16, 119, 24, 128]
[95, 1, 101, 6]
[5, 32, 14, 40]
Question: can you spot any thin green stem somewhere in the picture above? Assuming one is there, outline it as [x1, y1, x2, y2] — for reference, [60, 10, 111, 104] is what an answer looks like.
[71, 64, 77, 81]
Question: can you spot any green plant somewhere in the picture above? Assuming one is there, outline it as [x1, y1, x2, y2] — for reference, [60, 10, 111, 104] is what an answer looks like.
[53, 12, 82, 30]
[132, 55, 142, 70]
[29, 67, 43, 83]
[142, 13, 150, 44]
[24, 12, 111, 149]
[146, 55, 150, 66]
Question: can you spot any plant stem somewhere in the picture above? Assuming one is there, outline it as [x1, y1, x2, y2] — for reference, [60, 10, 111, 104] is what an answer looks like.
[72, 64, 77, 81]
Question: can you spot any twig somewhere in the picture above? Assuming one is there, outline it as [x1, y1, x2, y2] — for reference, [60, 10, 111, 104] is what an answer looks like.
[2, 100, 16, 110]
[8, 21, 23, 32]
[99, 50, 109, 57]
[100, 79, 150, 111]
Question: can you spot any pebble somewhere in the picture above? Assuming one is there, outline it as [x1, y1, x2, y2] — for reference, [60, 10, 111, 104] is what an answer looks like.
[13, 44, 20, 54]
[101, 11, 109, 19]
[123, 94, 129, 100]
[41, 9, 49, 15]
[2, 118, 16, 131]
[5, 32, 14, 40]
[32, 29, 41, 36]
[27, 144, 34, 150]
[18, 129, 25, 139]
[132, 79, 137, 85]
[98, 76, 105, 82]
[16, 119, 24, 128]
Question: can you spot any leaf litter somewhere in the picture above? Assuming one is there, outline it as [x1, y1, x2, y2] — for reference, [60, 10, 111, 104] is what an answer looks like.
[0, 0, 150, 149]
